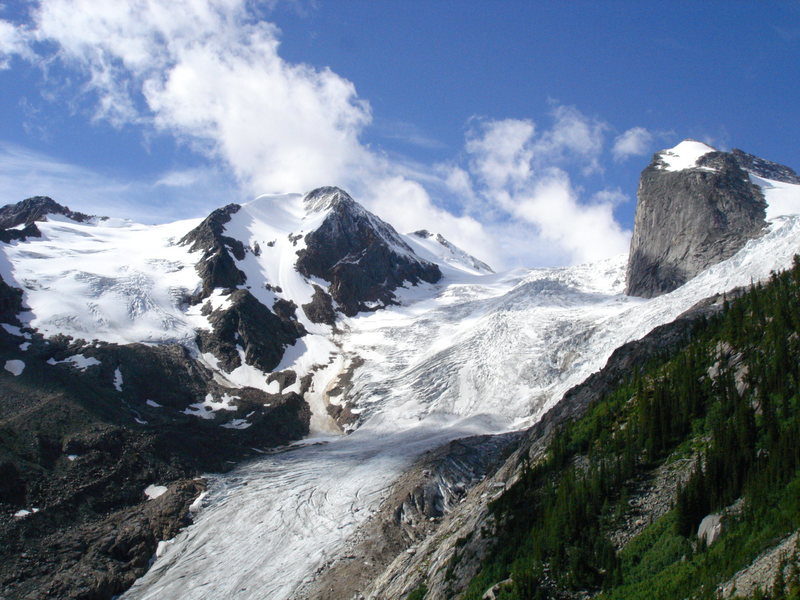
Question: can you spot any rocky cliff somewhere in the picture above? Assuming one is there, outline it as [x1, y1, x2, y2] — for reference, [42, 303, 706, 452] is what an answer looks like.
[625, 141, 768, 298]
[295, 187, 442, 316]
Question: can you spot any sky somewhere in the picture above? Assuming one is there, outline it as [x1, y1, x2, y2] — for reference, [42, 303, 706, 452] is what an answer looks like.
[0, 1, 798, 270]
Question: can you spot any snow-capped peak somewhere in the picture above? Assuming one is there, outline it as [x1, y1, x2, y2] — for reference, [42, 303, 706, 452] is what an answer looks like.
[656, 139, 717, 172]
[302, 186, 360, 214]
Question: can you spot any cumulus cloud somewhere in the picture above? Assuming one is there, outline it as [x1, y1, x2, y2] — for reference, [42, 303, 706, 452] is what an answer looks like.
[533, 104, 607, 174]
[10, 1, 632, 269]
[462, 113, 630, 265]
[28, 0, 371, 193]
[612, 127, 654, 161]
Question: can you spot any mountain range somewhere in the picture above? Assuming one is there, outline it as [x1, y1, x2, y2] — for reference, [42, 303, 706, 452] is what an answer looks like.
[1, 140, 800, 600]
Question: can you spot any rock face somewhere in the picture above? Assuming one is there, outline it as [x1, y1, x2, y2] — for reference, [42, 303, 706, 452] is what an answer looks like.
[0, 327, 309, 599]
[626, 141, 768, 298]
[731, 148, 800, 184]
[0, 196, 92, 229]
[196, 288, 305, 373]
[180, 203, 247, 301]
[295, 187, 442, 316]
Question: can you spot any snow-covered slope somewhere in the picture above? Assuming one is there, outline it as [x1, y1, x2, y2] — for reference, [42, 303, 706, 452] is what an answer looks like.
[125, 207, 800, 600]
[0, 215, 203, 344]
[405, 229, 494, 275]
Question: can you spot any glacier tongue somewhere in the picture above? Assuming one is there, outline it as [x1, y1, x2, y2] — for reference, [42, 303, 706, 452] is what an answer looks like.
[123, 214, 800, 600]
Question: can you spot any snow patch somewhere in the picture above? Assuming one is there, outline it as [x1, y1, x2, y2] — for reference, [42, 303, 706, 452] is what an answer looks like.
[183, 393, 239, 419]
[146, 399, 162, 408]
[658, 139, 716, 171]
[752, 174, 800, 220]
[47, 354, 101, 371]
[113, 368, 124, 392]
[220, 418, 251, 430]
[4, 359, 24, 376]
[144, 485, 168, 500]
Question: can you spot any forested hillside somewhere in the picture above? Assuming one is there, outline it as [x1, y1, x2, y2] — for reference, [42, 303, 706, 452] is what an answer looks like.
[459, 257, 800, 600]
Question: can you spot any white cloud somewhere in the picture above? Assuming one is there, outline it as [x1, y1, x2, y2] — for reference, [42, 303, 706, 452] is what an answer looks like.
[10, 1, 632, 270]
[0, 18, 30, 68]
[462, 113, 630, 266]
[612, 127, 654, 161]
[533, 104, 607, 174]
[466, 119, 535, 191]
[29, 0, 372, 193]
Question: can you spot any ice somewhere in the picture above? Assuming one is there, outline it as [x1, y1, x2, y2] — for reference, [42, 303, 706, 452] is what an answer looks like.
[4, 359, 24, 376]
[144, 485, 168, 500]
[658, 139, 716, 171]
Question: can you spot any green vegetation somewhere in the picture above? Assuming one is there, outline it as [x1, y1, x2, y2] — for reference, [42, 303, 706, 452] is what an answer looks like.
[406, 583, 428, 600]
[461, 257, 800, 600]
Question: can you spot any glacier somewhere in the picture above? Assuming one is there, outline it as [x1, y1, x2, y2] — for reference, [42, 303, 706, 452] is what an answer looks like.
[1, 169, 798, 599]
[124, 217, 800, 598]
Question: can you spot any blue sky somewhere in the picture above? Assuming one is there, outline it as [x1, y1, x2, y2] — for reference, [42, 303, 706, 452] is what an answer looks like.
[0, 1, 798, 269]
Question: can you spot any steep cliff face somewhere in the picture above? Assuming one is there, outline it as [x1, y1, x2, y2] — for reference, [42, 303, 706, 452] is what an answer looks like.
[625, 141, 768, 298]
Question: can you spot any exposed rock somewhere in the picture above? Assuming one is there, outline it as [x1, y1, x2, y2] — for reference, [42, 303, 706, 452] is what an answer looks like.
[698, 513, 724, 546]
[324, 356, 364, 431]
[0, 479, 204, 600]
[0, 222, 41, 243]
[180, 203, 247, 301]
[0, 196, 92, 229]
[295, 187, 441, 316]
[0, 329, 309, 600]
[731, 148, 800, 184]
[719, 530, 800, 597]
[196, 289, 305, 373]
[302, 284, 337, 325]
[626, 143, 768, 298]
[296, 433, 521, 600]
[0, 274, 24, 326]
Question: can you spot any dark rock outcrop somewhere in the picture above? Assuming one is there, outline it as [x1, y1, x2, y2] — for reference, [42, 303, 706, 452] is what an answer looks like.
[0, 328, 310, 599]
[196, 289, 304, 373]
[0, 274, 24, 326]
[731, 148, 800, 184]
[626, 145, 767, 298]
[180, 204, 247, 301]
[302, 284, 337, 325]
[295, 187, 442, 316]
[0, 196, 92, 229]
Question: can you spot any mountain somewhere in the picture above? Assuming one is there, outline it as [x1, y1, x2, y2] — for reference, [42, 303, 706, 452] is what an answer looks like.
[0, 188, 455, 599]
[2, 144, 800, 600]
[626, 140, 771, 298]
